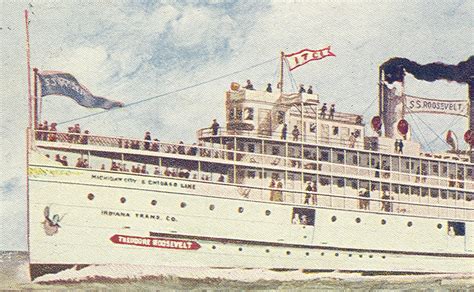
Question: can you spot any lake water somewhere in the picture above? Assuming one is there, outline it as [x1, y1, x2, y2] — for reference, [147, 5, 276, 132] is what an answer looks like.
[1, 251, 473, 291]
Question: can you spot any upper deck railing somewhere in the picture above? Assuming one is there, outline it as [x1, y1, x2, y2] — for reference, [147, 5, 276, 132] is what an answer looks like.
[196, 127, 376, 151]
[34, 130, 473, 187]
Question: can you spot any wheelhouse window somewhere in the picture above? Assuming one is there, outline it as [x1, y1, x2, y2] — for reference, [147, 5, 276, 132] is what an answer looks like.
[244, 107, 254, 120]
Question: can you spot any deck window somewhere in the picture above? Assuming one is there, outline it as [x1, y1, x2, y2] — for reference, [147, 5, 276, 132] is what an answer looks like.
[448, 221, 465, 236]
[272, 146, 280, 155]
[248, 144, 255, 153]
[292, 207, 315, 226]
[320, 151, 329, 162]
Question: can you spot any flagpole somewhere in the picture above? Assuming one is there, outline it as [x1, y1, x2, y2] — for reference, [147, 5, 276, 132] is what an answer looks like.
[33, 68, 38, 129]
[25, 9, 32, 132]
[280, 51, 284, 94]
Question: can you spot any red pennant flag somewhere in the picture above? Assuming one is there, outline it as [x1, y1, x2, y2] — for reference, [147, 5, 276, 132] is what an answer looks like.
[284, 46, 336, 71]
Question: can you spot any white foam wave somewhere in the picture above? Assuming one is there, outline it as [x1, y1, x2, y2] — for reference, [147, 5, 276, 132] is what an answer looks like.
[34, 264, 474, 284]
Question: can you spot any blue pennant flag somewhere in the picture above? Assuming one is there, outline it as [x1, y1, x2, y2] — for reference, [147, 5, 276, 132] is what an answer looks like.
[37, 71, 124, 109]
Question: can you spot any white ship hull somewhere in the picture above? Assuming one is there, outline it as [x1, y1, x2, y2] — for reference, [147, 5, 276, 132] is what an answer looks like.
[28, 159, 474, 279]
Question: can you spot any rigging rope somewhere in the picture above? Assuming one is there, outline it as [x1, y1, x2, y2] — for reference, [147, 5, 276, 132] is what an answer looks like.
[426, 115, 463, 146]
[405, 107, 433, 152]
[407, 109, 456, 152]
[58, 57, 279, 125]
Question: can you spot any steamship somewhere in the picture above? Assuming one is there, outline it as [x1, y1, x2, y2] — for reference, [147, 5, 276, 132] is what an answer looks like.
[27, 56, 474, 280]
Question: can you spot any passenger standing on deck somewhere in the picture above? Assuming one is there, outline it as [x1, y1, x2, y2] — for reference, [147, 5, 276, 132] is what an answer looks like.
[349, 132, 356, 148]
[398, 140, 404, 154]
[73, 124, 81, 143]
[320, 103, 327, 119]
[281, 124, 287, 140]
[48, 123, 57, 142]
[381, 190, 392, 212]
[394, 139, 399, 153]
[292, 125, 300, 141]
[304, 181, 312, 204]
[329, 104, 335, 119]
[299, 84, 306, 93]
[275, 181, 284, 202]
[144, 132, 151, 150]
[307, 86, 313, 94]
[36, 123, 43, 140]
[269, 179, 276, 201]
[266, 83, 272, 93]
[42, 121, 48, 140]
[311, 181, 318, 205]
[243, 80, 255, 90]
[211, 119, 220, 135]
[292, 213, 300, 224]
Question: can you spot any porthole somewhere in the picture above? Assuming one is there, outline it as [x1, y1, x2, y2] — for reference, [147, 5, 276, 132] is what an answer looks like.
[382, 256, 386, 259]
[239, 247, 243, 251]
[381, 219, 386, 225]
[437, 223, 442, 229]
[87, 193, 94, 200]
[238, 207, 244, 213]
[359, 255, 363, 258]
[369, 255, 373, 258]
[303, 235, 307, 239]
[286, 251, 291, 255]
[407, 221, 413, 227]
[305, 252, 310, 256]
[120, 197, 126, 204]
[180, 202, 187, 208]
[212, 245, 216, 250]
[355, 218, 361, 223]
[321, 252, 325, 256]
[265, 249, 270, 253]
[151, 200, 157, 206]
[209, 204, 215, 211]
[265, 210, 271, 216]
[348, 254, 352, 257]
[335, 253, 339, 257]
[331, 216, 337, 222]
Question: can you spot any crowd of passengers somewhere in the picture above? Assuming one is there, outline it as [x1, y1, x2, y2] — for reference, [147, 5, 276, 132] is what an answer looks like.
[36, 121, 91, 144]
[107, 160, 226, 182]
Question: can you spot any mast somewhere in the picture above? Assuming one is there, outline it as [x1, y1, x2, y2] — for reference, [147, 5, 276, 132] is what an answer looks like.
[25, 9, 33, 132]
[33, 68, 39, 129]
[280, 52, 284, 94]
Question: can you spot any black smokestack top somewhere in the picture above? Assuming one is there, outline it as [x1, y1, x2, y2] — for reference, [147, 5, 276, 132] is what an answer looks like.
[381, 56, 474, 84]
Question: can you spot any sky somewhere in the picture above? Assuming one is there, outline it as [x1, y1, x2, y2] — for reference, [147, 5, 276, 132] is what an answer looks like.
[0, 0, 472, 250]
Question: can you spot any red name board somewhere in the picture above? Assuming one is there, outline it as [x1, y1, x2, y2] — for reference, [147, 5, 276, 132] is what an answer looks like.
[110, 234, 201, 250]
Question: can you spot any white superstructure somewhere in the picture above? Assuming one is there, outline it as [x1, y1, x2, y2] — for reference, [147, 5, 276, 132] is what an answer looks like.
[27, 82, 474, 280]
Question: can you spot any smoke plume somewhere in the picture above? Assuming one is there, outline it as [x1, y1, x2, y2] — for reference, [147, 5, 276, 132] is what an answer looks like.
[381, 56, 474, 84]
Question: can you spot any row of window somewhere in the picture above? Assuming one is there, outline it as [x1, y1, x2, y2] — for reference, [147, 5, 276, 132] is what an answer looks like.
[88, 193, 465, 235]
[238, 142, 472, 179]
[210, 244, 386, 259]
[244, 170, 473, 200]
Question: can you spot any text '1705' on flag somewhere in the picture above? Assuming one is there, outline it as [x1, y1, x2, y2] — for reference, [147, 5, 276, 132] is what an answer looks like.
[284, 47, 336, 71]
[37, 71, 124, 110]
